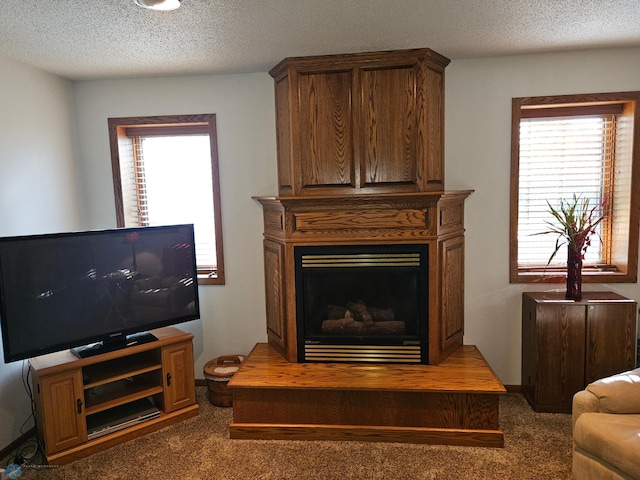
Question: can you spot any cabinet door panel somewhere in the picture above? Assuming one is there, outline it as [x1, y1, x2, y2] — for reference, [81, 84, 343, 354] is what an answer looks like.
[264, 239, 287, 353]
[275, 76, 293, 194]
[299, 70, 354, 188]
[361, 66, 418, 187]
[162, 342, 196, 413]
[423, 65, 445, 188]
[40, 370, 86, 454]
[440, 236, 464, 352]
[586, 303, 636, 383]
[536, 304, 586, 408]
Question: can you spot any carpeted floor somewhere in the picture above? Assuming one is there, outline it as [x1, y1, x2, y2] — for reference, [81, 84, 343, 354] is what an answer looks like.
[14, 387, 572, 479]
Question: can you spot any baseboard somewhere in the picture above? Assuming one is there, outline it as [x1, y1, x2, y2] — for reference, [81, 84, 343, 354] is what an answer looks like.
[0, 427, 35, 462]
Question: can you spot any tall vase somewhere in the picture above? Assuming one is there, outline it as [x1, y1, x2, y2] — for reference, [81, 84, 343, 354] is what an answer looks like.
[566, 247, 583, 301]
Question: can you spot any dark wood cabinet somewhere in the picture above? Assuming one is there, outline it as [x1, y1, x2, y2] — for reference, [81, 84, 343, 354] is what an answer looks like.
[269, 48, 450, 197]
[521, 292, 637, 413]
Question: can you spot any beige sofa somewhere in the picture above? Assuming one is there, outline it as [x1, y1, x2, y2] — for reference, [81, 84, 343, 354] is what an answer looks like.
[572, 367, 640, 480]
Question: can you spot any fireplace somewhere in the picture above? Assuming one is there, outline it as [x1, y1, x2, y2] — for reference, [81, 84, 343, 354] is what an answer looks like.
[255, 48, 469, 366]
[231, 49, 504, 449]
[255, 191, 469, 365]
[295, 244, 429, 363]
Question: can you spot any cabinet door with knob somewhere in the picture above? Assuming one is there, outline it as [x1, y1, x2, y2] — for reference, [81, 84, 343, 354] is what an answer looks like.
[162, 341, 196, 413]
[586, 302, 637, 383]
[36, 369, 87, 454]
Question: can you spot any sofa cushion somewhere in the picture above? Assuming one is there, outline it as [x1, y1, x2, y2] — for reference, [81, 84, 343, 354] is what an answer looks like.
[586, 368, 640, 413]
[573, 412, 640, 479]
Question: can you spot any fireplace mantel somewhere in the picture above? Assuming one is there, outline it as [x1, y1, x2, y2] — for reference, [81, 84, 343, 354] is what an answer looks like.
[254, 191, 471, 239]
[254, 190, 471, 365]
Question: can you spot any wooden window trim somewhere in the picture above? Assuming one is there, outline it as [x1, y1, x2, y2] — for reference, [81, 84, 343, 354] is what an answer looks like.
[108, 114, 225, 285]
[510, 92, 640, 284]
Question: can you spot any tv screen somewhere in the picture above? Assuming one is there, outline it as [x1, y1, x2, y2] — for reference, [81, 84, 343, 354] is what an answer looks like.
[0, 224, 200, 362]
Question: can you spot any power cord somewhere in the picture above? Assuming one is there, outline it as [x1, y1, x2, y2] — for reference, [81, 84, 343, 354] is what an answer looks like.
[4, 362, 44, 469]
[13, 438, 39, 465]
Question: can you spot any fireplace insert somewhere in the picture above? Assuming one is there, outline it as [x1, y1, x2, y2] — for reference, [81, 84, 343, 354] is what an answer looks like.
[295, 244, 429, 363]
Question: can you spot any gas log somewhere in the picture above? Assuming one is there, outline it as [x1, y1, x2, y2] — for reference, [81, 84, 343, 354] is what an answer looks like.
[327, 301, 395, 322]
[322, 301, 405, 335]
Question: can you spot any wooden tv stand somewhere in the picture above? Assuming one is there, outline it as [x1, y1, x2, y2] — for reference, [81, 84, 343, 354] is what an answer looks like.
[29, 327, 198, 465]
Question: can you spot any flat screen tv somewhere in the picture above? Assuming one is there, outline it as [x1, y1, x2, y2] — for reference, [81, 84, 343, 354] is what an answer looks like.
[0, 224, 200, 362]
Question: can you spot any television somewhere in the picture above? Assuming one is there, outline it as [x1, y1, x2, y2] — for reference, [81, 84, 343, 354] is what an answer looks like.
[0, 224, 200, 362]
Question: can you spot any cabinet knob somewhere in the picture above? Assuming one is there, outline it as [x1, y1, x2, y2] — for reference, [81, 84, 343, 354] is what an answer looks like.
[77, 398, 83, 414]
[166, 372, 172, 387]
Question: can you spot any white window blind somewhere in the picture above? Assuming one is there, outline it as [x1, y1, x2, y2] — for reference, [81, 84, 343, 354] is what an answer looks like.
[122, 134, 218, 271]
[517, 114, 614, 268]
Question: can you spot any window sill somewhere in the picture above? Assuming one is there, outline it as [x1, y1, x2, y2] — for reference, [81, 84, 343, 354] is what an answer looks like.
[198, 273, 225, 285]
[511, 270, 636, 284]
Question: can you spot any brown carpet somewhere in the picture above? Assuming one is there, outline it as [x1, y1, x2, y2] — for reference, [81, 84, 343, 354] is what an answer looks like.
[17, 387, 572, 479]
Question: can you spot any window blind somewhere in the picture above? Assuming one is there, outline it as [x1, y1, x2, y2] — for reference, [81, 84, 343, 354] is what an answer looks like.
[131, 137, 149, 225]
[517, 114, 615, 268]
[123, 134, 218, 271]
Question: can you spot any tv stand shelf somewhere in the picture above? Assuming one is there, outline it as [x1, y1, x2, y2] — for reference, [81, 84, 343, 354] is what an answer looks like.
[83, 352, 162, 388]
[29, 327, 198, 465]
[84, 378, 164, 414]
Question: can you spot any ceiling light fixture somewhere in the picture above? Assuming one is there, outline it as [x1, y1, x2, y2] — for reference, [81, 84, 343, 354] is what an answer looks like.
[134, 0, 181, 11]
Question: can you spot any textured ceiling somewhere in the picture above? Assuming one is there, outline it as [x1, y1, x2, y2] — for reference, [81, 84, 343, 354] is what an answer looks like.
[1, 0, 640, 80]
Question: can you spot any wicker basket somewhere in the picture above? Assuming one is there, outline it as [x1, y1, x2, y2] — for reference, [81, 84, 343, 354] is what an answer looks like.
[203, 355, 244, 407]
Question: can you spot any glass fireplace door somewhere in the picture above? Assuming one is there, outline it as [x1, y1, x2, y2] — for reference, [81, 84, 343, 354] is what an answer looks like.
[294, 244, 429, 363]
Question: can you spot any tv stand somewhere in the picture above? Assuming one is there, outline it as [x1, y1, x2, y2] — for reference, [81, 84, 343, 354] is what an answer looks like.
[71, 331, 158, 359]
[29, 327, 198, 465]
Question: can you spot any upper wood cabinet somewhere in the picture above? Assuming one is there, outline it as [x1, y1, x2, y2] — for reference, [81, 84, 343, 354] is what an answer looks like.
[269, 48, 450, 197]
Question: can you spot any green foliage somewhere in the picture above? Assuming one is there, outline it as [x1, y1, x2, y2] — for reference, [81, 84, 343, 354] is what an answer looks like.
[535, 193, 607, 266]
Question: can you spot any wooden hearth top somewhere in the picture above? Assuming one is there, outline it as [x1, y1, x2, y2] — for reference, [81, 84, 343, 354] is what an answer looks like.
[228, 343, 506, 395]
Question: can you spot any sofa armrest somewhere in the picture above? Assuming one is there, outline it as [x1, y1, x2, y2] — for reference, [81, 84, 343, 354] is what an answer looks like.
[585, 367, 640, 414]
[572, 389, 599, 431]
[572, 368, 640, 432]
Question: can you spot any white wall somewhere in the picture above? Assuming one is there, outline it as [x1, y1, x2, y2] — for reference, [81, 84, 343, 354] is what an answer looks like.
[445, 46, 640, 384]
[73, 73, 278, 377]
[0, 55, 83, 449]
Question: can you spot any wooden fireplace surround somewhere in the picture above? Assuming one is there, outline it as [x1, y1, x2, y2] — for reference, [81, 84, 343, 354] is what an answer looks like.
[254, 47, 475, 365]
[255, 190, 471, 365]
[233, 48, 505, 447]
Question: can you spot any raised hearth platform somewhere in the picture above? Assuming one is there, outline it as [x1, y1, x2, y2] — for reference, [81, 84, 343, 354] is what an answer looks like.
[228, 343, 506, 447]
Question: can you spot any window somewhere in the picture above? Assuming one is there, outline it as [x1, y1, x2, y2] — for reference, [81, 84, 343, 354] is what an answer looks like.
[510, 92, 640, 283]
[108, 114, 224, 285]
